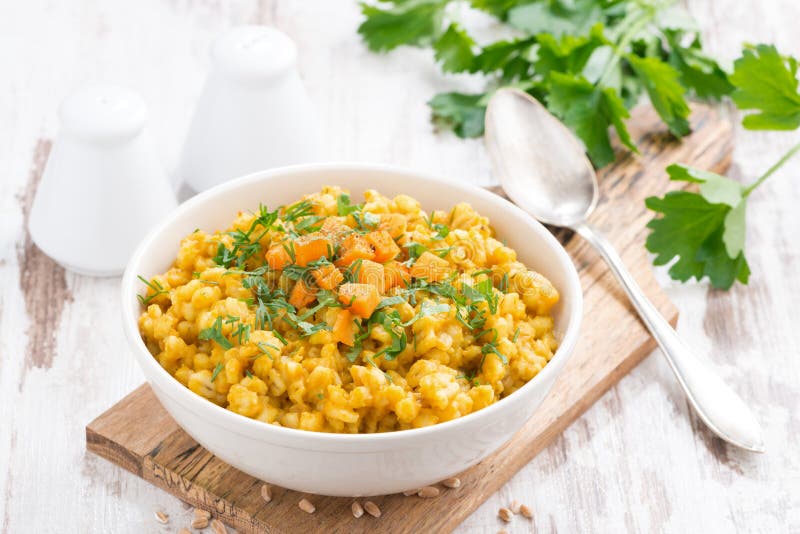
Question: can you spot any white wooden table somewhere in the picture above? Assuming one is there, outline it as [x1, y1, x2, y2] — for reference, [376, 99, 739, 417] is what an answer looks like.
[1, 1, 797, 532]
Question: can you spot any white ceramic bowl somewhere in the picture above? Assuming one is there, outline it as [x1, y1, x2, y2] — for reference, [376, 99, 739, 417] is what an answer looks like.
[122, 163, 582, 497]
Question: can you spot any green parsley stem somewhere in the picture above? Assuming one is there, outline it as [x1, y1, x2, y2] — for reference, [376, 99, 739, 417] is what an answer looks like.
[596, 4, 659, 88]
[742, 140, 800, 196]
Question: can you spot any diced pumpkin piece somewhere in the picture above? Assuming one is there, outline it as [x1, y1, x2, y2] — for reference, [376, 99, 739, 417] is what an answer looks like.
[364, 230, 401, 262]
[265, 244, 292, 271]
[335, 233, 375, 267]
[294, 233, 332, 267]
[288, 279, 316, 309]
[356, 259, 385, 291]
[379, 213, 407, 239]
[320, 216, 350, 238]
[332, 309, 355, 346]
[384, 260, 411, 289]
[311, 263, 344, 290]
[337, 283, 381, 319]
[409, 251, 452, 282]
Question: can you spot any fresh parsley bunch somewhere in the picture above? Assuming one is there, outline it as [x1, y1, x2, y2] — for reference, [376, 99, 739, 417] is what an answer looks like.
[359, 0, 731, 167]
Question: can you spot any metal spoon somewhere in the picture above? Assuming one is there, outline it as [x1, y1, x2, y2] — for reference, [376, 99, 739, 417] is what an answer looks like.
[484, 87, 765, 452]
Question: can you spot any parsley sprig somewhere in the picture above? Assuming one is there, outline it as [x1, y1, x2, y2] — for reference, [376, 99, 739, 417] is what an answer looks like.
[646, 44, 800, 289]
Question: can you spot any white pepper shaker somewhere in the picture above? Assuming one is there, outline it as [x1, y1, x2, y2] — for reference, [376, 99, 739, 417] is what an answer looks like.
[28, 84, 177, 276]
[178, 25, 323, 193]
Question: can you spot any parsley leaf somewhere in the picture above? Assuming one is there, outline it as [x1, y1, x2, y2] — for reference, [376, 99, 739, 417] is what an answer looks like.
[507, 0, 604, 38]
[547, 72, 636, 167]
[533, 25, 607, 77]
[469, 0, 518, 19]
[730, 44, 800, 130]
[428, 92, 489, 138]
[473, 37, 536, 81]
[645, 164, 750, 289]
[664, 32, 733, 100]
[433, 23, 475, 73]
[358, 0, 447, 53]
[627, 55, 690, 137]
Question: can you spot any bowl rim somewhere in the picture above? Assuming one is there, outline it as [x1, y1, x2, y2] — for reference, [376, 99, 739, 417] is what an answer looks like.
[122, 162, 583, 445]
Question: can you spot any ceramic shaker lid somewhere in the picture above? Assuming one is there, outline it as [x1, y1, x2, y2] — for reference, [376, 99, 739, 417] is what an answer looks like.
[211, 25, 298, 85]
[59, 83, 147, 145]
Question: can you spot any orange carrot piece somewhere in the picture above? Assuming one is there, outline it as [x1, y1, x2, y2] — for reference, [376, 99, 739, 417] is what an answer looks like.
[364, 230, 401, 263]
[337, 283, 380, 319]
[335, 233, 375, 267]
[288, 279, 316, 309]
[332, 309, 355, 346]
[378, 213, 407, 239]
[409, 251, 451, 282]
[383, 260, 411, 289]
[265, 244, 292, 271]
[356, 259, 385, 291]
[294, 233, 332, 267]
[312, 264, 344, 290]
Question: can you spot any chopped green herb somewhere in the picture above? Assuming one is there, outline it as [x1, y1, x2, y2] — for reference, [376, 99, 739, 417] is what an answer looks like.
[295, 215, 324, 234]
[403, 241, 428, 265]
[136, 275, 169, 306]
[198, 316, 233, 350]
[377, 295, 406, 309]
[281, 242, 296, 263]
[499, 272, 509, 293]
[343, 258, 364, 283]
[353, 210, 381, 231]
[272, 330, 289, 346]
[230, 319, 251, 344]
[336, 193, 362, 216]
[283, 200, 315, 223]
[253, 341, 278, 360]
[402, 301, 450, 327]
[210, 362, 224, 382]
[482, 344, 508, 364]
[432, 222, 450, 240]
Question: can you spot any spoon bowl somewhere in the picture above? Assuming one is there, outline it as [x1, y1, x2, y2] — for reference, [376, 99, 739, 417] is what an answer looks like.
[484, 88, 597, 227]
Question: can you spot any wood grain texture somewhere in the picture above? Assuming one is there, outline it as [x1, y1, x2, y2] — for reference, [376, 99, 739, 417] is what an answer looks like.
[15, 139, 73, 375]
[2, 1, 798, 533]
[85, 105, 733, 534]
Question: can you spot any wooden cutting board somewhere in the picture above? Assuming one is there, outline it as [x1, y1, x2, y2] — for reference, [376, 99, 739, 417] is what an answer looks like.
[86, 105, 733, 534]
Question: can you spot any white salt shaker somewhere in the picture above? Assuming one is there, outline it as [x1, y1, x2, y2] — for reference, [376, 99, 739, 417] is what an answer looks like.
[178, 25, 322, 192]
[28, 84, 177, 276]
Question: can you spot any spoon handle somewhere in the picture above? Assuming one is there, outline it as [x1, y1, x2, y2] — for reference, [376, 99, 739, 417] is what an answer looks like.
[573, 223, 764, 452]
